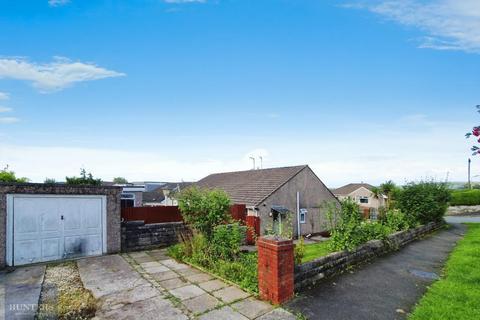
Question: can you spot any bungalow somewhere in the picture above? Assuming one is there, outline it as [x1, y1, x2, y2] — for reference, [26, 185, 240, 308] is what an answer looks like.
[196, 165, 339, 237]
[332, 183, 387, 219]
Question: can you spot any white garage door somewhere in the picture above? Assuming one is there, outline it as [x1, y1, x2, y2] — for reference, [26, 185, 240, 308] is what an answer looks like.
[7, 195, 106, 266]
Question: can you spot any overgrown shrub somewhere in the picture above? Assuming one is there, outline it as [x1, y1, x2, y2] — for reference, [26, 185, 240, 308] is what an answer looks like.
[177, 186, 231, 239]
[210, 223, 243, 261]
[294, 237, 306, 265]
[397, 181, 450, 224]
[381, 209, 414, 231]
[326, 199, 396, 251]
[450, 189, 480, 206]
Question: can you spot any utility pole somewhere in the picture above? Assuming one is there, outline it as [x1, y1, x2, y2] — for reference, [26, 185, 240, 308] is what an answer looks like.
[468, 158, 472, 189]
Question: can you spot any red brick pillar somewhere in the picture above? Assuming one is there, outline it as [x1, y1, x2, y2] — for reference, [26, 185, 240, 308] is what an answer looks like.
[257, 236, 294, 304]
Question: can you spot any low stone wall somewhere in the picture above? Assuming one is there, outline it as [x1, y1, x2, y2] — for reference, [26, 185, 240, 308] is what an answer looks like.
[121, 221, 187, 252]
[447, 205, 480, 216]
[294, 221, 444, 291]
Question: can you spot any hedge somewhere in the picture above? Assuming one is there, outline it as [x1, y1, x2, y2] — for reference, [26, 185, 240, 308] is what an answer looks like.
[450, 189, 480, 206]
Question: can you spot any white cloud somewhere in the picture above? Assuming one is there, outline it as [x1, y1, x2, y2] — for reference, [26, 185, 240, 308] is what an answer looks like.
[0, 117, 19, 124]
[0, 57, 125, 93]
[345, 0, 480, 52]
[0, 92, 9, 100]
[48, 0, 70, 7]
[0, 106, 12, 113]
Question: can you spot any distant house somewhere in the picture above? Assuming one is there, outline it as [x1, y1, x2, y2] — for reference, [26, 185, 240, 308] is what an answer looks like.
[196, 165, 339, 237]
[142, 182, 192, 206]
[332, 183, 386, 218]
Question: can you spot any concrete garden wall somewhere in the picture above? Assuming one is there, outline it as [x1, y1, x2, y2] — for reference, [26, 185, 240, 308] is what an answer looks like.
[294, 221, 445, 291]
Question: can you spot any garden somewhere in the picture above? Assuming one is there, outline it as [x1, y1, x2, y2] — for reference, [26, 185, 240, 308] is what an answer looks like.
[168, 181, 451, 294]
[167, 187, 258, 294]
[296, 180, 450, 264]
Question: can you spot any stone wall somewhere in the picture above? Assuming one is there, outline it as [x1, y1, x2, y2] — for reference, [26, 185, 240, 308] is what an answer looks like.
[121, 221, 187, 252]
[447, 205, 480, 216]
[0, 183, 121, 268]
[294, 221, 444, 291]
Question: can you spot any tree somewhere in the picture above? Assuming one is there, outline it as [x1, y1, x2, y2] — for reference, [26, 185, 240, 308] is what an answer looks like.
[66, 168, 102, 186]
[177, 186, 231, 239]
[44, 178, 56, 184]
[466, 105, 480, 155]
[113, 177, 128, 184]
[0, 165, 29, 183]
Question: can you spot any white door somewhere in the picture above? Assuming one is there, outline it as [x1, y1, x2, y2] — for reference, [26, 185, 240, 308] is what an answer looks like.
[8, 195, 105, 266]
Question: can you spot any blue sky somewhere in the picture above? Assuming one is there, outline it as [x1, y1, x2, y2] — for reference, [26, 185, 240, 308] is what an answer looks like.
[0, 0, 478, 186]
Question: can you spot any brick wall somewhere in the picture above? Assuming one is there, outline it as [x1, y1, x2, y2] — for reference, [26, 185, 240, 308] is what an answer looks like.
[257, 236, 294, 304]
[121, 221, 187, 252]
[294, 221, 445, 291]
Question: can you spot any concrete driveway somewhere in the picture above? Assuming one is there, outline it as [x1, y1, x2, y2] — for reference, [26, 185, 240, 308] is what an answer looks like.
[286, 223, 467, 320]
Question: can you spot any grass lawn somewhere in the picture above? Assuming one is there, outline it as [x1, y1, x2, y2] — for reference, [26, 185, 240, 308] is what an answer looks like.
[302, 240, 334, 263]
[409, 223, 480, 320]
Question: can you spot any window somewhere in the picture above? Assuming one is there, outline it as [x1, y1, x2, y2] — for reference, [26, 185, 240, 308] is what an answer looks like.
[300, 208, 307, 224]
[359, 196, 369, 204]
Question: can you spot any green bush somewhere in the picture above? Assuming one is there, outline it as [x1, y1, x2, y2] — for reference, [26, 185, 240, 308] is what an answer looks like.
[381, 209, 414, 231]
[177, 186, 231, 239]
[450, 189, 480, 206]
[397, 181, 450, 224]
[294, 237, 306, 265]
[65, 168, 102, 186]
[211, 223, 243, 261]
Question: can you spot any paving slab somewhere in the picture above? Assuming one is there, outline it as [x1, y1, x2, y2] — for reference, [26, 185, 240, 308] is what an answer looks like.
[176, 267, 202, 277]
[152, 270, 179, 281]
[78, 255, 150, 298]
[256, 308, 297, 320]
[198, 279, 228, 292]
[212, 286, 250, 304]
[232, 297, 274, 319]
[286, 223, 467, 320]
[182, 293, 222, 314]
[129, 251, 149, 259]
[0, 265, 45, 320]
[160, 259, 190, 270]
[95, 295, 188, 320]
[170, 284, 206, 300]
[159, 277, 189, 290]
[79, 254, 187, 320]
[198, 305, 249, 320]
[184, 272, 213, 283]
[132, 255, 155, 264]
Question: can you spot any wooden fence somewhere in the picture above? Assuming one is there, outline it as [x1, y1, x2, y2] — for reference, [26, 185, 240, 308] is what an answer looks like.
[122, 206, 183, 224]
[121, 203, 260, 244]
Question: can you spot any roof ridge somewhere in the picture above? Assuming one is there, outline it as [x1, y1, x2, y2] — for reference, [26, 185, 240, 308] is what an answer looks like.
[205, 165, 308, 177]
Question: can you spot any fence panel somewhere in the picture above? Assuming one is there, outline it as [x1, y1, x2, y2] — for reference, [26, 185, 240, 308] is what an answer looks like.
[122, 206, 183, 224]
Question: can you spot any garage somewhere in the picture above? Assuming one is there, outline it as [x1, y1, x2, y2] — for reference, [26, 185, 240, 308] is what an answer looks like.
[7, 195, 106, 266]
[0, 183, 121, 268]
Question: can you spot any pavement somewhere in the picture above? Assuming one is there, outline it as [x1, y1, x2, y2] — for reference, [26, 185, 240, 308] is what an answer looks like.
[445, 214, 480, 223]
[0, 265, 45, 320]
[78, 250, 296, 320]
[286, 222, 468, 320]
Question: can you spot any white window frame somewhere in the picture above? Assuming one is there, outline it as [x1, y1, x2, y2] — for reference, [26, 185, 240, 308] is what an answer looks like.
[359, 196, 369, 204]
[299, 208, 307, 224]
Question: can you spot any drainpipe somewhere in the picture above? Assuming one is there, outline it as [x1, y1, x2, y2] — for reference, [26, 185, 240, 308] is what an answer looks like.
[296, 192, 301, 239]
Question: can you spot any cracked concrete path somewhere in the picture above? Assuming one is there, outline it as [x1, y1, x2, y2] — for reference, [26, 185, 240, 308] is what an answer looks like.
[78, 251, 296, 319]
[77, 254, 187, 320]
[286, 223, 467, 320]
